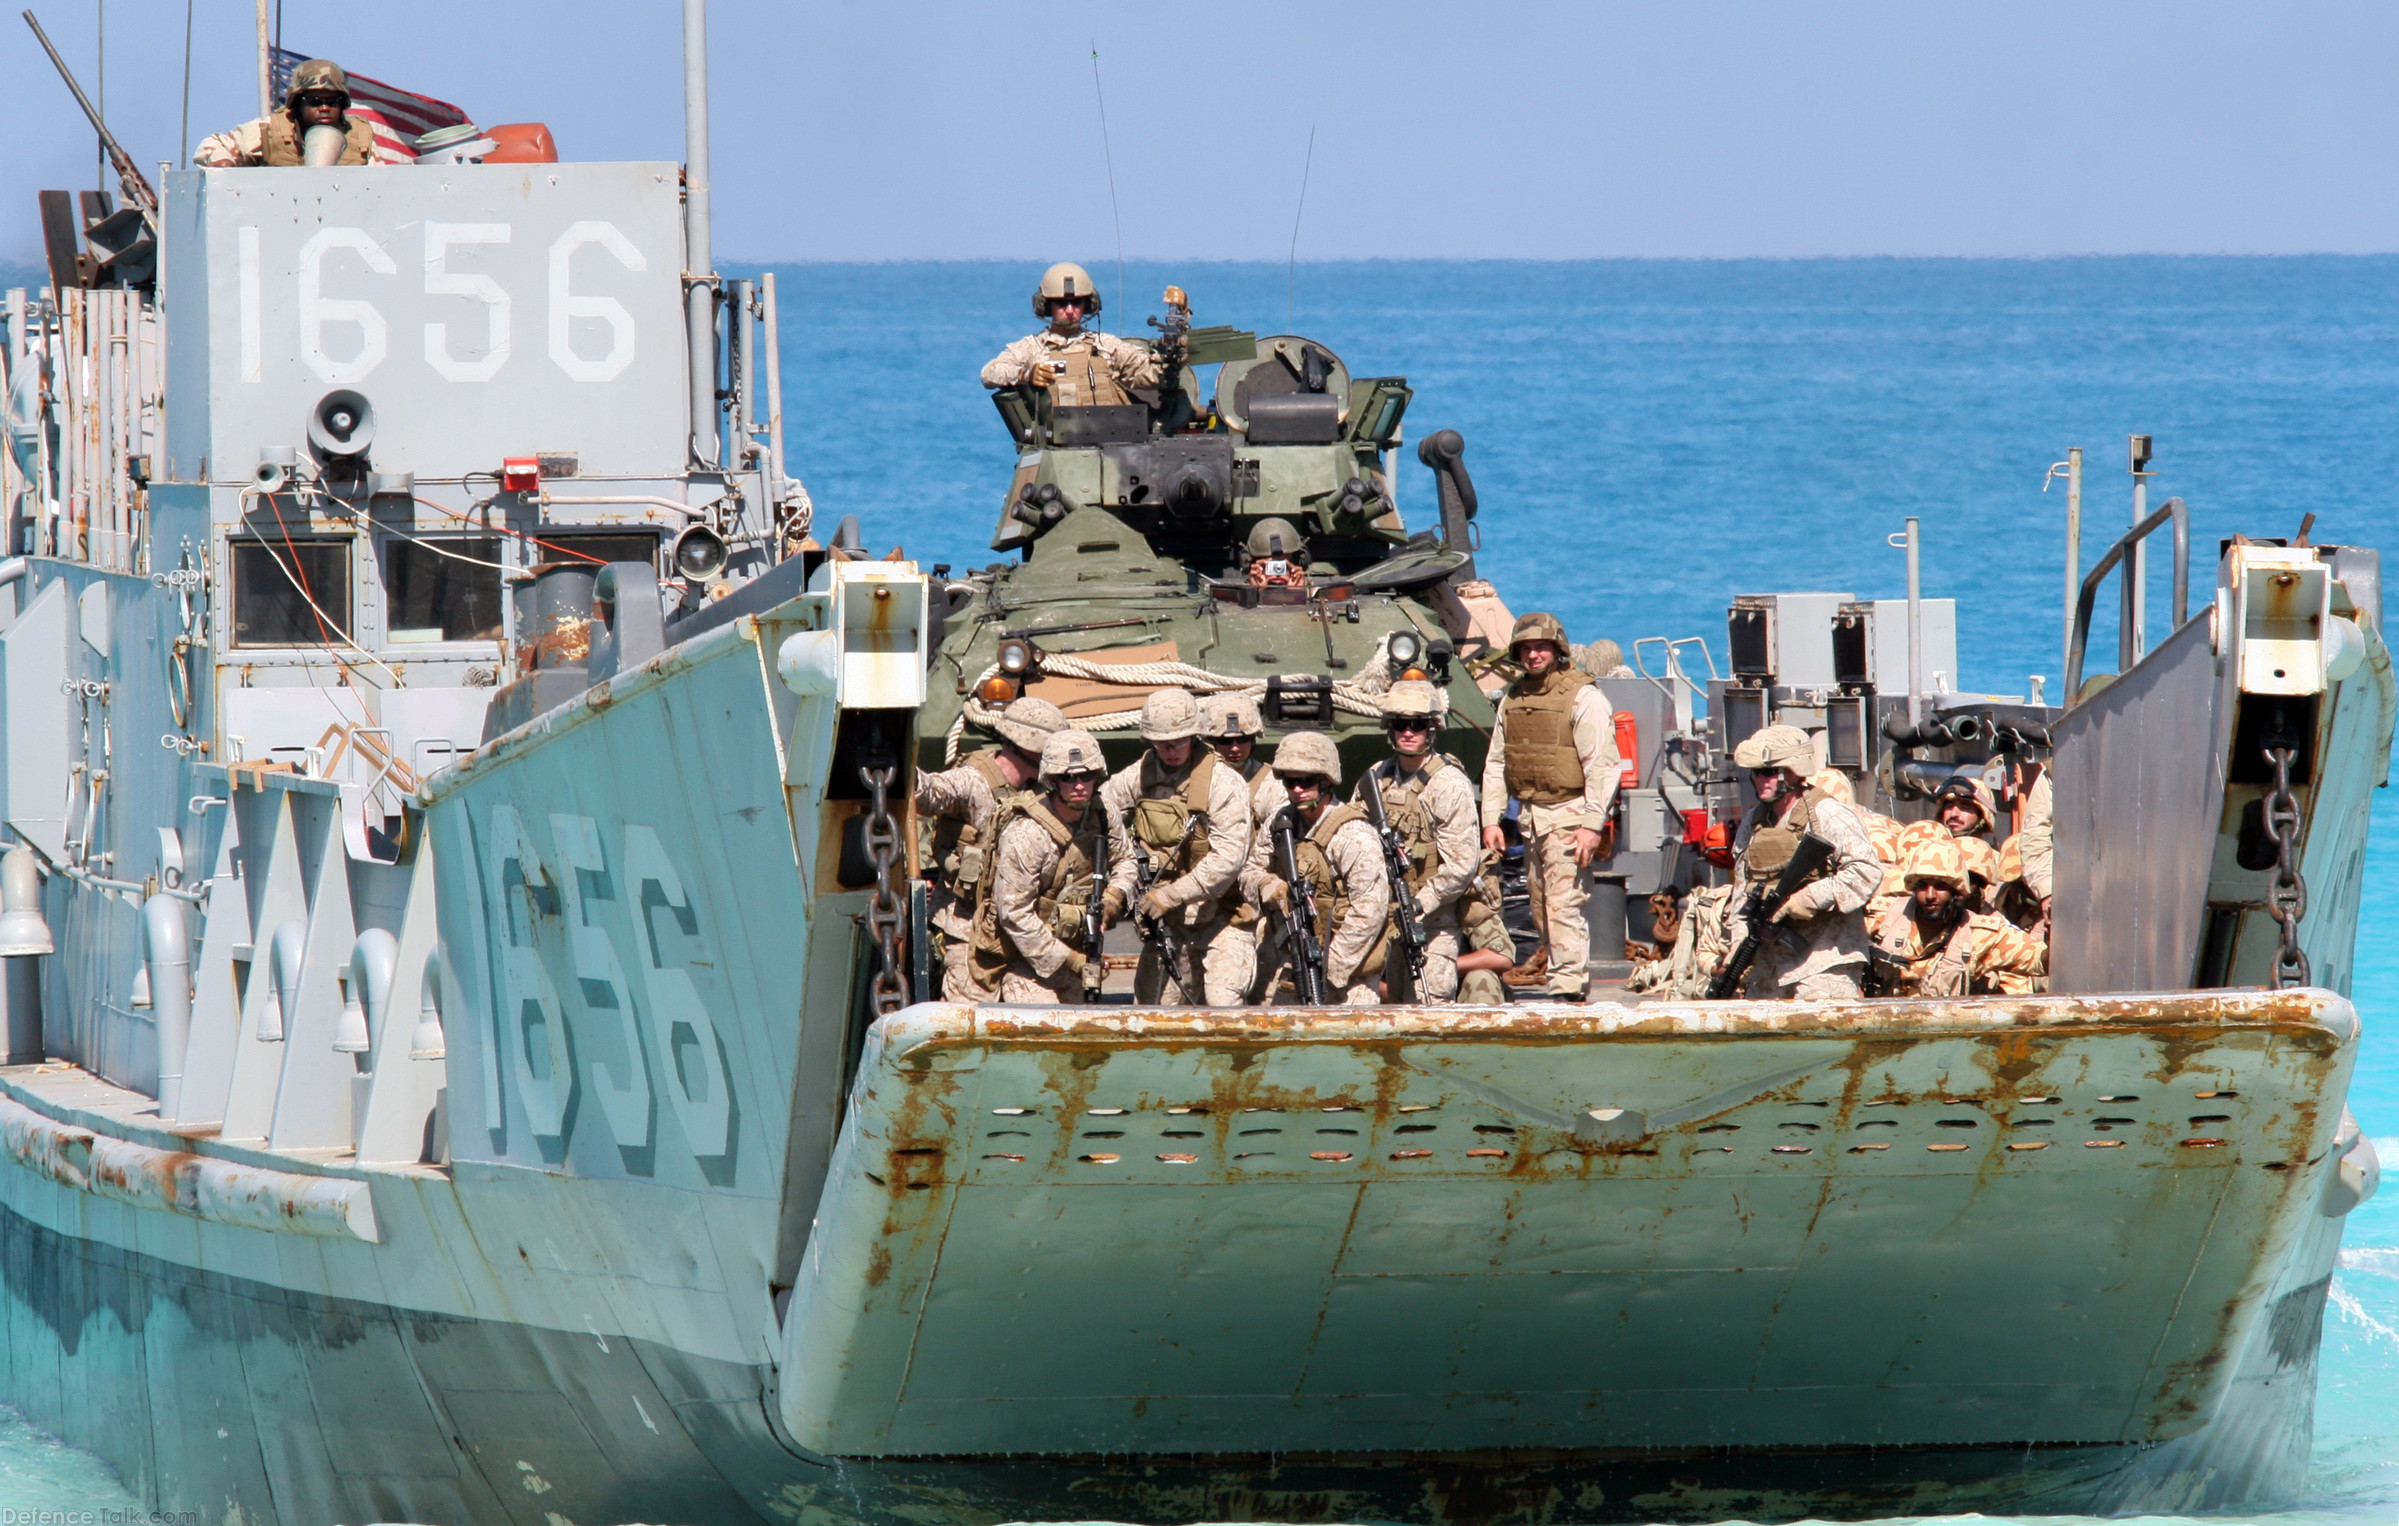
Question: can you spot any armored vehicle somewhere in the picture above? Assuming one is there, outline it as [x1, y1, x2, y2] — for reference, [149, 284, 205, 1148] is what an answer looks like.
[0, 8, 2379, 1526]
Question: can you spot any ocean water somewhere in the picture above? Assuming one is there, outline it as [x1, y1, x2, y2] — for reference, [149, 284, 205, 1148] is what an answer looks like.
[4, 256, 2397, 1522]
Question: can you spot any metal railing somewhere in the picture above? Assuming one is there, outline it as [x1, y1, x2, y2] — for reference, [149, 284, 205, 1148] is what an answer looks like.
[2065, 495, 2188, 700]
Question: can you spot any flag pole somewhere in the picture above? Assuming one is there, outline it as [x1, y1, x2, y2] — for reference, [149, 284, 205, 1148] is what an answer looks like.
[253, 0, 269, 116]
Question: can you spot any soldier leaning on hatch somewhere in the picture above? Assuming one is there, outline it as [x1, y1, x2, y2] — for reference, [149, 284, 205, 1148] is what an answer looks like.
[1244, 731, 1390, 1006]
[969, 730, 1134, 1005]
[1724, 724, 1884, 999]
[979, 264, 1163, 406]
[194, 59, 380, 168]
[916, 696, 1064, 1000]
[1100, 690, 1257, 1005]
[1870, 838, 2047, 997]
[1356, 681, 1481, 1002]
[1479, 612, 1622, 1003]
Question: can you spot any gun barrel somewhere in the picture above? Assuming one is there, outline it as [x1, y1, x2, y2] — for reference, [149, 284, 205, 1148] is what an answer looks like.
[22, 10, 158, 216]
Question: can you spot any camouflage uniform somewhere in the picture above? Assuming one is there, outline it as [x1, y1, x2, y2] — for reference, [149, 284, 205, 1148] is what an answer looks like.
[2018, 770, 2055, 902]
[980, 330, 1163, 404]
[1101, 693, 1256, 1004]
[1628, 884, 1738, 999]
[1872, 777, 2000, 920]
[1726, 727, 1883, 999]
[1243, 801, 1391, 1005]
[1361, 752, 1481, 1001]
[195, 60, 381, 168]
[1479, 615, 1622, 998]
[1871, 840, 2046, 997]
[916, 698, 1061, 1000]
[976, 732, 1135, 1004]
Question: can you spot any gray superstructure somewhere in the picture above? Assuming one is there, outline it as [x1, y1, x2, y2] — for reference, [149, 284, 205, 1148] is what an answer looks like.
[0, 11, 2383, 1524]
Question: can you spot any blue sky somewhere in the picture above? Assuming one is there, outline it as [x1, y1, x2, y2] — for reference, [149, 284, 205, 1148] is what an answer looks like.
[6, 1, 2399, 264]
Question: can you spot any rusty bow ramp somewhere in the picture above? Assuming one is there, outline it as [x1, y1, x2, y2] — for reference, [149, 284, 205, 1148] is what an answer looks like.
[773, 989, 2360, 1523]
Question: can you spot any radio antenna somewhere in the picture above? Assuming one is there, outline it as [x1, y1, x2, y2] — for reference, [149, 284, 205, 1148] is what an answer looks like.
[1287, 125, 1315, 332]
[1089, 41, 1123, 328]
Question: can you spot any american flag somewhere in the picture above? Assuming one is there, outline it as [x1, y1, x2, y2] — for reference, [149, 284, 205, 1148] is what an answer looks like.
[271, 48, 473, 164]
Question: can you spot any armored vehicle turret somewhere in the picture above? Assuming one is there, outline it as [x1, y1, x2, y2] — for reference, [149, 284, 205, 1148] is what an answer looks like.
[918, 288, 1498, 778]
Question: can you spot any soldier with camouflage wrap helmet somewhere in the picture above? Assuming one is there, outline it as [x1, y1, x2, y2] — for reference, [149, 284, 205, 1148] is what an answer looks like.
[1721, 724, 1883, 999]
[1359, 680, 1482, 1001]
[1243, 730, 1390, 1004]
[970, 730, 1135, 1004]
[1869, 837, 2047, 997]
[916, 697, 1064, 999]
[194, 58, 382, 168]
[980, 263, 1163, 406]
[1099, 689, 1257, 1003]
[1478, 611, 1622, 1000]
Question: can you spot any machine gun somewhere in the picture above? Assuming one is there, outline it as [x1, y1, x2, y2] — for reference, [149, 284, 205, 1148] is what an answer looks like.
[1361, 768, 1428, 1002]
[22, 11, 158, 220]
[1145, 286, 1191, 368]
[1083, 821, 1110, 997]
[1705, 832, 1838, 999]
[1275, 813, 1333, 1004]
[1126, 827, 1192, 998]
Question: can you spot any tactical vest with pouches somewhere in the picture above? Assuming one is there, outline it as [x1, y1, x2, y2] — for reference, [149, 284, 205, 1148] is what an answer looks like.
[1500, 669, 1596, 805]
[929, 751, 1019, 896]
[1129, 750, 1221, 879]
[967, 797, 1103, 990]
[1046, 334, 1132, 409]
[1367, 754, 1463, 891]
[261, 113, 378, 166]
[1742, 787, 1833, 889]
[1284, 802, 1390, 981]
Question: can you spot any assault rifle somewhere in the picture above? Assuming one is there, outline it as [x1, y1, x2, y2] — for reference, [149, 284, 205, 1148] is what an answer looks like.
[1275, 812, 1333, 1004]
[1083, 821, 1109, 997]
[1361, 768, 1427, 1001]
[1706, 831, 1838, 999]
[1126, 826, 1192, 998]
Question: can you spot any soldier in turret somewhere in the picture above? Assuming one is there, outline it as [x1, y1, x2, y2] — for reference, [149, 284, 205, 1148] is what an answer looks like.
[970, 730, 1133, 1004]
[1244, 731, 1390, 1005]
[917, 696, 1064, 999]
[1870, 838, 2047, 997]
[980, 264, 1163, 407]
[1358, 681, 1481, 1001]
[194, 60, 382, 168]
[1479, 612, 1621, 1002]
[1243, 518, 1313, 589]
[1101, 689, 1256, 1004]
[1725, 724, 1885, 998]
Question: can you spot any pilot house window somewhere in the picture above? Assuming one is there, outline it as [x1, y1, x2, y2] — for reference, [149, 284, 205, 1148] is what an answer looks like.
[383, 537, 502, 644]
[232, 539, 351, 648]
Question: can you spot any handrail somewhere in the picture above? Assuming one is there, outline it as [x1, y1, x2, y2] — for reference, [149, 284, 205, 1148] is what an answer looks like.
[2065, 496, 2188, 701]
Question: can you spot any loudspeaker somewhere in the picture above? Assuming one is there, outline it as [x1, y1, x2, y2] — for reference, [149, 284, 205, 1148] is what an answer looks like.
[308, 390, 375, 459]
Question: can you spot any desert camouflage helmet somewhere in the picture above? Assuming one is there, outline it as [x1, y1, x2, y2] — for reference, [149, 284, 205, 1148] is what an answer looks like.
[1902, 837, 1971, 891]
[1271, 729, 1342, 784]
[1955, 835, 2002, 885]
[994, 696, 1066, 754]
[1732, 724, 1813, 772]
[286, 59, 349, 105]
[1039, 729, 1108, 781]
[1509, 611, 1568, 652]
[1199, 693, 1261, 739]
[1383, 680, 1443, 721]
[1244, 517, 1305, 561]
[1933, 773, 1999, 832]
[1997, 833, 2027, 884]
[1804, 767, 1856, 805]
[1575, 638, 1625, 676]
[1033, 262, 1101, 317]
[1138, 688, 1202, 742]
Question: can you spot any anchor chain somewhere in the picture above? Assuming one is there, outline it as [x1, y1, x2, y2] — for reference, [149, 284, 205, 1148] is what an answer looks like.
[2263, 745, 2309, 988]
[859, 722, 911, 1014]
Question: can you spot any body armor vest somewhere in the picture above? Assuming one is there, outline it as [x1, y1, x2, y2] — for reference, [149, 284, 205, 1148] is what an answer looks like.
[261, 114, 377, 166]
[929, 751, 1019, 894]
[1284, 803, 1389, 979]
[967, 798, 1104, 988]
[1367, 755, 1461, 891]
[1129, 750, 1221, 878]
[1047, 335, 1132, 409]
[1879, 909, 1980, 998]
[1743, 787, 1831, 885]
[1500, 669, 1595, 804]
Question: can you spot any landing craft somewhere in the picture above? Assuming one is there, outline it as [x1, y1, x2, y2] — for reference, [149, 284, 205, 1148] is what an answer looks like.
[0, 5, 2381, 1524]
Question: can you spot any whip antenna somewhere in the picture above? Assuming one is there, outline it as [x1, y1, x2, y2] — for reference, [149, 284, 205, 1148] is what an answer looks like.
[1090, 41, 1122, 327]
[1288, 124, 1315, 332]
